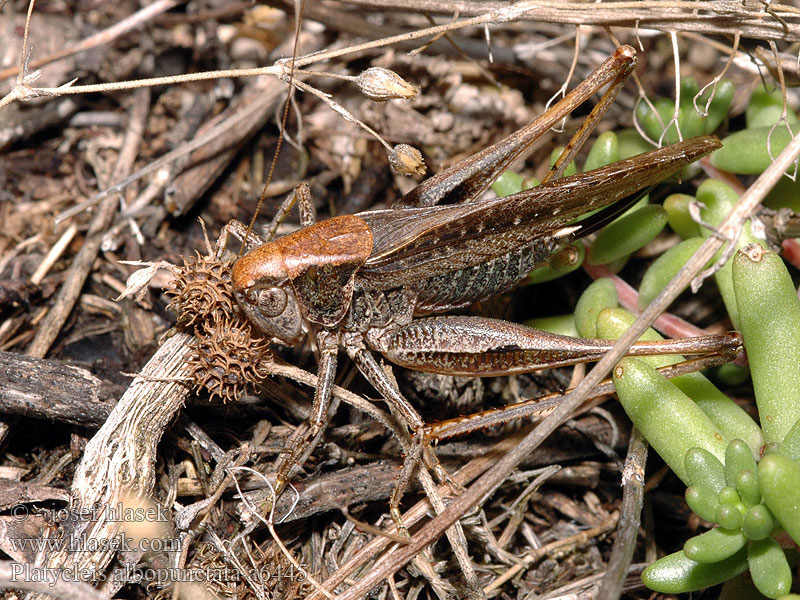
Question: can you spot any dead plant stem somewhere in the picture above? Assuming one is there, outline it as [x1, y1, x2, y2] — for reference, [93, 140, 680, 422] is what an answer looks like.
[596, 427, 648, 600]
[26, 87, 151, 358]
[0, 0, 182, 81]
[334, 0, 799, 42]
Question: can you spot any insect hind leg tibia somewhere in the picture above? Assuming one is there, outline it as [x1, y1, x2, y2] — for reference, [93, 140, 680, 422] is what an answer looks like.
[543, 46, 635, 184]
[348, 347, 457, 529]
[424, 349, 740, 442]
[395, 45, 637, 209]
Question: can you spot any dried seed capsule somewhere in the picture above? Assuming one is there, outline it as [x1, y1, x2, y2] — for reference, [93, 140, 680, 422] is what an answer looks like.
[388, 143, 426, 176]
[355, 67, 419, 101]
[190, 314, 273, 402]
[166, 252, 236, 328]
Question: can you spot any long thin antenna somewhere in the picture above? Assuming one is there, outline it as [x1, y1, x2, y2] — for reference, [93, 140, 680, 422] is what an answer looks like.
[239, 0, 306, 257]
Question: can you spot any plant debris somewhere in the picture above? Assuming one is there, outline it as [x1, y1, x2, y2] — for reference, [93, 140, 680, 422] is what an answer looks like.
[0, 2, 798, 599]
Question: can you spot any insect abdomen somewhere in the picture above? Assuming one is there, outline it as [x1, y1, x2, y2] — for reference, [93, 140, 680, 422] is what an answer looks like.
[413, 243, 548, 313]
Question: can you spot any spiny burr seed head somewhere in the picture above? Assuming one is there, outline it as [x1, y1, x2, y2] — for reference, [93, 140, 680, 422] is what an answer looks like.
[165, 252, 235, 328]
[167, 251, 273, 402]
[189, 314, 273, 403]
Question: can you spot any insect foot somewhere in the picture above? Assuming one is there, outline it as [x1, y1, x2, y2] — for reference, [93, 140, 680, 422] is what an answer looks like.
[166, 249, 274, 402]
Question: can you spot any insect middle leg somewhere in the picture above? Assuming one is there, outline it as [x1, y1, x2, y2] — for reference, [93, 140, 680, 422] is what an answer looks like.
[345, 344, 459, 530]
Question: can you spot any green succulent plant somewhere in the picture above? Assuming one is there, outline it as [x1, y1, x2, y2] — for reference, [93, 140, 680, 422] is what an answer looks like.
[577, 241, 800, 598]
[504, 78, 800, 597]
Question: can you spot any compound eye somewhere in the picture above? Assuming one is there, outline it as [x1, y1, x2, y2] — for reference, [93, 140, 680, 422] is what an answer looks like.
[256, 287, 287, 317]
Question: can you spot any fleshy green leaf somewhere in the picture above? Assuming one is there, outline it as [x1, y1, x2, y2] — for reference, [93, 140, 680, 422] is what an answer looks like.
[642, 548, 748, 593]
[748, 537, 793, 598]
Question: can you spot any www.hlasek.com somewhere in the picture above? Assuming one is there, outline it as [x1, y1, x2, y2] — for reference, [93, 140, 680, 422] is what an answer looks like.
[9, 562, 309, 588]
[9, 533, 182, 555]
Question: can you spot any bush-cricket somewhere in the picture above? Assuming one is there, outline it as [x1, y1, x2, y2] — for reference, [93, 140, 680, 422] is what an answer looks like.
[215, 45, 740, 523]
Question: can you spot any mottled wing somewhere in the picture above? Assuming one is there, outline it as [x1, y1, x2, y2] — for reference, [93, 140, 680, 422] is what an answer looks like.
[359, 137, 719, 289]
[359, 188, 565, 288]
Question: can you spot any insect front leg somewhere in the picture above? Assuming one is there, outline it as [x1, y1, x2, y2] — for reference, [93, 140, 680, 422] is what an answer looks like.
[273, 328, 339, 493]
[222, 183, 317, 261]
[215, 220, 266, 259]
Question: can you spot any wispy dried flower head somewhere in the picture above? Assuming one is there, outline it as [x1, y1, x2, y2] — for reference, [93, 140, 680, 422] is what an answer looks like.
[388, 143, 426, 176]
[355, 67, 419, 102]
